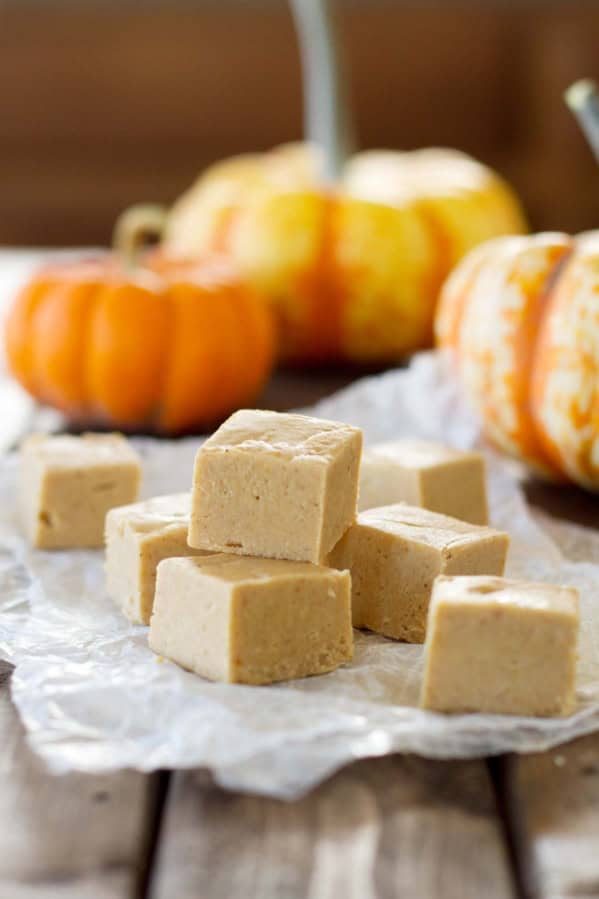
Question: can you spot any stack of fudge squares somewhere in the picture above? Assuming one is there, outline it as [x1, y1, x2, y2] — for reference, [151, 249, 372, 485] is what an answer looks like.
[19, 412, 580, 717]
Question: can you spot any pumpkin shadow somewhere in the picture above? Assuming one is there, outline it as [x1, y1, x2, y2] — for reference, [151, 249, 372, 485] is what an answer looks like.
[523, 476, 597, 528]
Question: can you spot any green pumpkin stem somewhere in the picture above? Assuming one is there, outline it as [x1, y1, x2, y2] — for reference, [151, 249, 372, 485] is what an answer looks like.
[289, 0, 355, 183]
[112, 204, 168, 270]
[565, 79, 599, 166]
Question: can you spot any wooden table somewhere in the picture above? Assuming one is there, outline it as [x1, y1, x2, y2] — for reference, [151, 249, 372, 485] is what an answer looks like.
[2, 372, 598, 899]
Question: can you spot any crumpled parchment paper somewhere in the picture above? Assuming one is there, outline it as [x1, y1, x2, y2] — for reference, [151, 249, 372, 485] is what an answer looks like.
[1, 351, 599, 799]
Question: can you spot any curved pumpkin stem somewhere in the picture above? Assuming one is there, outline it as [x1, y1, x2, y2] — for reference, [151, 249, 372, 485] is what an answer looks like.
[113, 203, 168, 268]
[565, 79, 599, 165]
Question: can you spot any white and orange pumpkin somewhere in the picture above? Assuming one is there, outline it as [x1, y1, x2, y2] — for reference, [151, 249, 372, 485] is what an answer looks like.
[436, 232, 599, 490]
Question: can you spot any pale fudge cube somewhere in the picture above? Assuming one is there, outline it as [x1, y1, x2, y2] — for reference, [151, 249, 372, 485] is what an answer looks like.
[19, 433, 141, 549]
[327, 504, 509, 642]
[105, 493, 208, 625]
[149, 554, 353, 684]
[189, 409, 363, 564]
[421, 576, 579, 717]
[359, 439, 488, 524]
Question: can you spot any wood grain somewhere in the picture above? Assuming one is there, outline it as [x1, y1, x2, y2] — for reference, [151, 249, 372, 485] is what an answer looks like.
[0, 1, 597, 244]
[0, 661, 153, 899]
[150, 755, 514, 899]
[506, 734, 599, 899]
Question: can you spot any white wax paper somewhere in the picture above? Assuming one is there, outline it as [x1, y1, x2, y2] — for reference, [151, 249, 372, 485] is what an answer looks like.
[1, 352, 599, 799]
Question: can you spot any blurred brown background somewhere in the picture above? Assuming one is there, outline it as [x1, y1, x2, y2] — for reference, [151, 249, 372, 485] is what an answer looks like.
[0, 0, 598, 247]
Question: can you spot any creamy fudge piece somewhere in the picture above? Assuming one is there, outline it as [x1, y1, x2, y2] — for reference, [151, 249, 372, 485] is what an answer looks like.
[189, 409, 363, 564]
[149, 554, 353, 684]
[19, 433, 141, 549]
[359, 439, 488, 524]
[327, 504, 509, 642]
[105, 493, 208, 625]
[421, 576, 579, 717]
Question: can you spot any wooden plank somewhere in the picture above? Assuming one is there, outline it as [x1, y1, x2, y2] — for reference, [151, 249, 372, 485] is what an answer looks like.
[504, 733, 599, 899]
[0, 661, 155, 899]
[151, 755, 514, 899]
[1, 1, 597, 244]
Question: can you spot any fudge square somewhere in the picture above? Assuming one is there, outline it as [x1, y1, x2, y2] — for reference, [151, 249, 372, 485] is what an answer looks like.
[105, 493, 208, 625]
[189, 409, 363, 564]
[327, 504, 509, 642]
[19, 433, 141, 549]
[149, 554, 353, 684]
[359, 439, 488, 525]
[421, 576, 579, 717]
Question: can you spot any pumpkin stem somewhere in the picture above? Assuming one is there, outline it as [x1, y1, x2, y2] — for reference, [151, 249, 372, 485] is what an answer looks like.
[113, 203, 168, 269]
[289, 0, 355, 183]
[565, 79, 599, 165]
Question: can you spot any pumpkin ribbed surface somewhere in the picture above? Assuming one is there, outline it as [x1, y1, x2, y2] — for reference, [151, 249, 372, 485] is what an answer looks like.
[436, 232, 599, 490]
[159, 143, 527, 363]
[5, 256, 275, 433]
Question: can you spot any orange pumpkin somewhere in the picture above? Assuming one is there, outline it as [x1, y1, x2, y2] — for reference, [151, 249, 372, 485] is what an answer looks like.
[125, 143, 527, 364]
[436, 231, 599, 490]
[5, 254, 275, 433]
